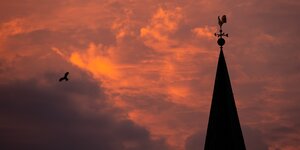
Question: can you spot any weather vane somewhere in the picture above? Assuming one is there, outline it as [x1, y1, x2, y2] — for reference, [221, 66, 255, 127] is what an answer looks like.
[214, 15, 228, 48]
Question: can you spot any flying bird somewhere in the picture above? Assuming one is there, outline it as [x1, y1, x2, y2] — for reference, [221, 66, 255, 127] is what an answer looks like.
[218, 15, 227, 28]
[59, 72, 69, 82]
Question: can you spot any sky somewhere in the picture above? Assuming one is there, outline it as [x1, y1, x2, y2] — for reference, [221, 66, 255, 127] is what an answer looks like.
[0, 0, 300, 150]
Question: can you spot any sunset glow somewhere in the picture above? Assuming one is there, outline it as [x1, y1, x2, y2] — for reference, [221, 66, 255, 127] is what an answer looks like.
[1, 0, 300, 150]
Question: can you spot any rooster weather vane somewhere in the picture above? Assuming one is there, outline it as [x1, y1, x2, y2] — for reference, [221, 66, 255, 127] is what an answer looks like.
[214, 15, 228, 48]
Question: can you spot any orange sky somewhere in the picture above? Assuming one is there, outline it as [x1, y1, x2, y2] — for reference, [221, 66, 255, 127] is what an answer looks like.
[1, 0, 300, 150]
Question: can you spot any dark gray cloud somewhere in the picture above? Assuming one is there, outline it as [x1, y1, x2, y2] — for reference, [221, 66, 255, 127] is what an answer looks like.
[185, 130, 205, 150]
[0, 73, 169, 150]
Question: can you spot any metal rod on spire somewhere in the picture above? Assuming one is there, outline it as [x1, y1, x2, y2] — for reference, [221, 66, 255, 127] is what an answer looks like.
[214, 15, 228, 48]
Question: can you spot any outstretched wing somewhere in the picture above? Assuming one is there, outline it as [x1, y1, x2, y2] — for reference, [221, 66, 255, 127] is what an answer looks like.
[64, 72, 69, 77]
[59, 77, 64, 82]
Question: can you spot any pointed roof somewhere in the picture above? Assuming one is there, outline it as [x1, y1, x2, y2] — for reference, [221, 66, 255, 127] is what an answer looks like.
[204, 49, 246, 150]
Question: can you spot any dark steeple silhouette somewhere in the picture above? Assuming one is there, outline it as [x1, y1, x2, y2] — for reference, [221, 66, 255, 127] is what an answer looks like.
[59, 72, 69, 82]
[204, 16, 246, 150]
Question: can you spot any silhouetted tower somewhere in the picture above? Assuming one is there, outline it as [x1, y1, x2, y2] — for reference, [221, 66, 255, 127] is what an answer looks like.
[204, 15, 246, 150]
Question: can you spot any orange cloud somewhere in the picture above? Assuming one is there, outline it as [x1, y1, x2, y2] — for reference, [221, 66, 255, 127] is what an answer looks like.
[69, 43, 120, 80]
[192, 26, 217, 40]
[1, 1, 293, 149]
[57, 7, 205, 149]
[140, 7, 183, 51]
[1, 0, 300, 149]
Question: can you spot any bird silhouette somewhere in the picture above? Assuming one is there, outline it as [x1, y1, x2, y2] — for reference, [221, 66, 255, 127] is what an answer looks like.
[218, 15, 227, 28]
[59, 72, 69, 82]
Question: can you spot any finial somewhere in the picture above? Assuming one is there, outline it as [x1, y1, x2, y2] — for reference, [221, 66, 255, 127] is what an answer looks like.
[215, 15, 228, 48]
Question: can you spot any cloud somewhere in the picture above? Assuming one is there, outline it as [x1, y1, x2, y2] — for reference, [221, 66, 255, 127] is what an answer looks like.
[185, 130, 205, 150]
[0, 73, 169, 150]
[1, 0, 300, 149]
[140, 7, 183, 51]
[192, 26, 217, 40]
[69, 43, 120, 80]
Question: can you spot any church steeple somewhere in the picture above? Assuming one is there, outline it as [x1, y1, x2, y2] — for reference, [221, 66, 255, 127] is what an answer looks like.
[204, 15, 246, 150]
